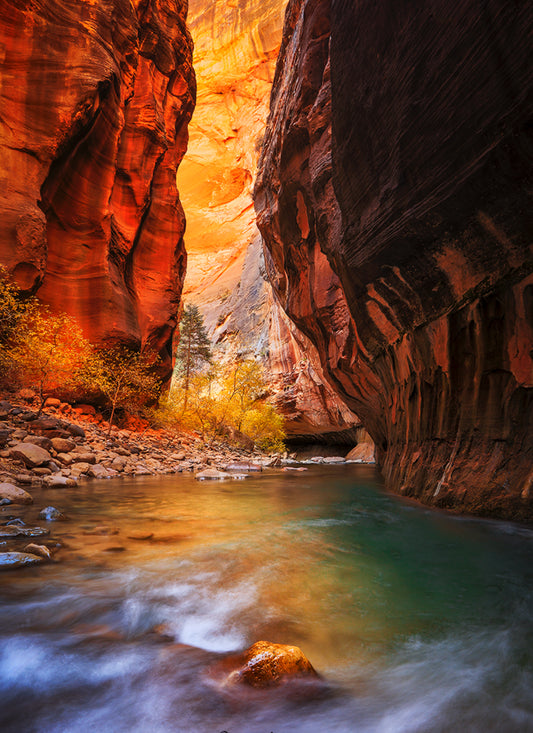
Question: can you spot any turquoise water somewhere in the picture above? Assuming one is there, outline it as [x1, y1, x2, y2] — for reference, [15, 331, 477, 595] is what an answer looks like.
[1, 465, 532, 732]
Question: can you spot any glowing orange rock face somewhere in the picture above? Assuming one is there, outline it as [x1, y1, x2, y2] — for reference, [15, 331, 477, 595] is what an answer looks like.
[0, 0, 195, 379]
[179, 0, 286, 304]
[255, 0, 533, 519]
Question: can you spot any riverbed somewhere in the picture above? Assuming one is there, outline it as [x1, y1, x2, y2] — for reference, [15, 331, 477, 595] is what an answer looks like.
[1, 465, 532, 732]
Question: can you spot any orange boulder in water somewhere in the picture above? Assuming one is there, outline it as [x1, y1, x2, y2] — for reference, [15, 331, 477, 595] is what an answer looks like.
[209, 640, 320, 690]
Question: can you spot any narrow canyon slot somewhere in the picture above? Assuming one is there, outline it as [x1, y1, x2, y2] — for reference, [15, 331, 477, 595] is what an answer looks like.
[0, 0, 531, 731]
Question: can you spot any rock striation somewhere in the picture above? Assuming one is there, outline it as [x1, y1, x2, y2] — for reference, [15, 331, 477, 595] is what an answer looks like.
[255, 0, 533, 519]
[0, 0, 195, 379]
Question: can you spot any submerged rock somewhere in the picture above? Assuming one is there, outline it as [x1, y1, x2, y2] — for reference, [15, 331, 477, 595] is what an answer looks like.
[0, 525, 49, 538]
[0, 552, 44, 569]
[195, 468, 230, 481]
[6, 518, 25, 526]
[126, 531, 154, 540]
[226, 463, 263, 472]
[38, 506, 66, 521]
[24, 543, 52, 560]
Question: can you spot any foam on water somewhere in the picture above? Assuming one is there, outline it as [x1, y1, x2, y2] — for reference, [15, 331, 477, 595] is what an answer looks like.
[0, 467, 532, 732]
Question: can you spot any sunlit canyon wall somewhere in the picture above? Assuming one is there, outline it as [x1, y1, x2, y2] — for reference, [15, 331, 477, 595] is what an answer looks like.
[179, 0, 361, 441]
[0, 0, 195, 379]
[255, 0, 533, 518]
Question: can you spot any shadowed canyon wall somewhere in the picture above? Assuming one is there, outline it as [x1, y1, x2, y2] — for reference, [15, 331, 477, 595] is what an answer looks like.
[0, 0, 195, 379]
[179, 0, 361, 440]
[255, 0, 533, 518]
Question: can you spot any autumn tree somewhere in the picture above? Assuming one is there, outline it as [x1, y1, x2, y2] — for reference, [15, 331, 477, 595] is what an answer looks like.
[0, 267, 36, 379]
[175, 303, 212, 412]
[9, 306, 92, 413]
[159, 357, 285, 452]
[82, 346, 161, 436]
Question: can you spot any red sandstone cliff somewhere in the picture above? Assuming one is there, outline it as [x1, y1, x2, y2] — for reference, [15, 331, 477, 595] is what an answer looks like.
[0, 0, 195, 379]
[255, 0, 533, 519]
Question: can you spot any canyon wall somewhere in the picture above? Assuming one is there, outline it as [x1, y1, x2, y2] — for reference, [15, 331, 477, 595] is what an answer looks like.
[179, 0, 285, 306]
[0, 0, 195, 379]
[179, 0, 361, 439]
[255, 0, 533, 518]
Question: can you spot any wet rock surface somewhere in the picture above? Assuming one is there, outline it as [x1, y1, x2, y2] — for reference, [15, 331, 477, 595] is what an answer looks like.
[208, 640, 320, 689]
[0, 552, 44, 570]
[38, 507, 66, 522]
[0, 482, 33, 505]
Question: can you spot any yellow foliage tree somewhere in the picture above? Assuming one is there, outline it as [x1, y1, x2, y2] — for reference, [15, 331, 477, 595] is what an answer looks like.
[0, 267, 36, 379]
[81, 346, 162, 436]
[241, 404, 286, 453]
[161, 358, 285, 451]
[9, 306, 91, 413]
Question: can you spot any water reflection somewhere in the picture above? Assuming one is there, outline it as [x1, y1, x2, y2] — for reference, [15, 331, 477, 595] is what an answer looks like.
[1, 466, 532, 732]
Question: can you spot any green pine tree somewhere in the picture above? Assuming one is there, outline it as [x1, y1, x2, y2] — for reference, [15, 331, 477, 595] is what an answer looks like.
[175, 303, 212, 412]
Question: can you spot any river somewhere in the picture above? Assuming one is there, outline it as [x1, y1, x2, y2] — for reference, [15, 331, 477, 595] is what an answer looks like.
[1, 465, 532, 732]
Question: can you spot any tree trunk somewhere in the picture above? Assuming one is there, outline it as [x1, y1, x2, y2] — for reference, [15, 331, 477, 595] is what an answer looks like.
[107, 389, 119, 438]
[37, 381, 45, 417]
[182, 336, 191, 415]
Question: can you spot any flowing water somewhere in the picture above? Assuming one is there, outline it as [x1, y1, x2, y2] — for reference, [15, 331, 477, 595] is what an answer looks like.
[1, 465, 533, 733]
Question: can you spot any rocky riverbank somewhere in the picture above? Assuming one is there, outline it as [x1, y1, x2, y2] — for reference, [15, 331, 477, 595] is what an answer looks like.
[0, 392, 280, 569]
[0, 393, 278, 485]
[0, 392, 376, 569]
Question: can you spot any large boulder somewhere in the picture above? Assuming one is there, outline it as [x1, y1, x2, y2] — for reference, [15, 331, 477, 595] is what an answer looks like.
[0, 482, 33, 505]
[10, 442, 52, 467]
[211, 641, 319, 689]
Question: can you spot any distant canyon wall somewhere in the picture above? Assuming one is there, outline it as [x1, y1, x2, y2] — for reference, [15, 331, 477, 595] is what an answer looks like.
[0, 0, 195, 379]
[179, 0, 285, 305]
[180, 0, 361, 440]
[255, 0, 533, 518]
